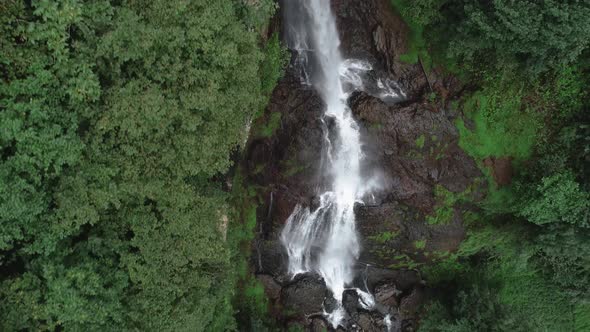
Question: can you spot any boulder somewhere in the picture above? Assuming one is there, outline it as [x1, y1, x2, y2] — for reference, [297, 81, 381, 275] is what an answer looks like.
[280, 276, 327, 318]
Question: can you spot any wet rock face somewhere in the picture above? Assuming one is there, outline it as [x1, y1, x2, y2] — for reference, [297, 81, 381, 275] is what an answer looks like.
[333, 0, 429, 100]
[244, 0, 483, 330]
[281, 276, 327, 318]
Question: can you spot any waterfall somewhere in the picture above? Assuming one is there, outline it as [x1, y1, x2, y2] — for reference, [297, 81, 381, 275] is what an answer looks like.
[280, 0, 405, 328]
[280, 0, 369, 327]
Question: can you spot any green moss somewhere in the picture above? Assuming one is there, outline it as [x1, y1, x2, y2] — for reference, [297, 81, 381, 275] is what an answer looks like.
[461, 210, 480, 227]
[371, 246, 398, 261]
[415, 134, 426, 149]
[368, 231, 399, 244]
[421, 253, 463, 284]
[228, 171, 259, 245]
[243, 278, 269, 317]
[429, 139, 450, 160]
[437, 47, 586, 217]
[257, 111, 282, 138]
[281, 155, 309, 177]
[370, 122, 384, 130]
[253, 163, 265, 175]
[228, 169, 278, 329]
[454, 69, 548, 182]
[426, 206, 454, 225]
[428, 91, 437, 102]
[414, 239, 427, 249]
[426, 185, 472, 225]
[388, 253, 422, 269]
[256, 32, 289, 118]
[283, 164, 306, 177]
[405, 149, 424, 160]
[245, 205, 258, 236]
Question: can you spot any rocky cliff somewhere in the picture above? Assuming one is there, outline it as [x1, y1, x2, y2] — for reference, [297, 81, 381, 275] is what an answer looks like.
[242, 0, 483, 330]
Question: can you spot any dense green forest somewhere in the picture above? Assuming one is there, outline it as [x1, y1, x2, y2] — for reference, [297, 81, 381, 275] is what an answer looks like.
[0, 0, 283, 330]
[390, 0, 590, 331]
[1, 0, 589, 331]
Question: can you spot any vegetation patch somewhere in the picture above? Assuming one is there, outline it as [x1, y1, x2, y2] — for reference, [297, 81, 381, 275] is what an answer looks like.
[257, 111, 283, 138]
[368, 231, 399, 244]
[387, 1, 590, 331]
[389, 0, 433, 70]
[426, 185, 471, 225]
[455, 80, 542, 162]
[280, 154, 309, 177]
[0, 0, 285, 330]
[388, 253, 421, 270]
[415, 134, 426, 149]
[414, 239, 426, 249]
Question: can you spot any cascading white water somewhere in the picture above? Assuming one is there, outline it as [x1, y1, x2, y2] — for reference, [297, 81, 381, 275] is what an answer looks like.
[281, 0, 365, 327]
[280, 0, 404, 328]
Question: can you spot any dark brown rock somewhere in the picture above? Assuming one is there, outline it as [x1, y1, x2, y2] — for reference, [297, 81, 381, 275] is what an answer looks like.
[375, 283, 401, 308]
[483, 157, 513, 186]
[280, 276, 327, 318]
[257, 274, 282, 301]
[399, 287, 425, 319]
[310, 318, 329, 332]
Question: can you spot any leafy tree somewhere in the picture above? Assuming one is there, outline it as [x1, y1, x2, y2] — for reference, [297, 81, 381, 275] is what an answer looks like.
[390, 0, 445, 27]
[0, 0, 96, 254]
[1, 0, 284, 330]
[420, 272, 533, 332]
[445, 0, 590, 73]
[533, 225, 590, 299]
[519, 171, 589, 228]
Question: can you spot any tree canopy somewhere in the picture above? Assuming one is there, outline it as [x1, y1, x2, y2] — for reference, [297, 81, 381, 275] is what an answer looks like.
[0, 0, 282, 330]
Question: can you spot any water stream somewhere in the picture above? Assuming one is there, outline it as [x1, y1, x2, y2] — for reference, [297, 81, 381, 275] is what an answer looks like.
[280, 0, 402, 328]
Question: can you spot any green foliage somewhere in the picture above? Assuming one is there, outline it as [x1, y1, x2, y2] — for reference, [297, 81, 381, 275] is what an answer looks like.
[389, 0, 443, 27]
[393, 0, 590, 330]
[426, 185, 471, 225]
[519, 171, 589, 227]
[235, 0, 277, 30]
[421, 222, 580, 331]
[0, 0, 91, 253]
[389, 0, 433, 68]
[456, 73, 542, 161]
[419, 280, 532, 332]
[415, 134, 426, 149]
[533, 225, 590, 301]
[243, 278, 270, 318]
[368, 231, 398, 244]
[260, 33, 289, 102]
[420, 252, 464, 285]
[490, 253, 576, 331]
[414, 240, 426, 249]
[0, 0, 282, 330]
[445, 0, 590, 74]
[548, 65, 587, 119]
[258, 112, 283, 138]
[575, 303, 590, 332]
[228, 173, 278, 330]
